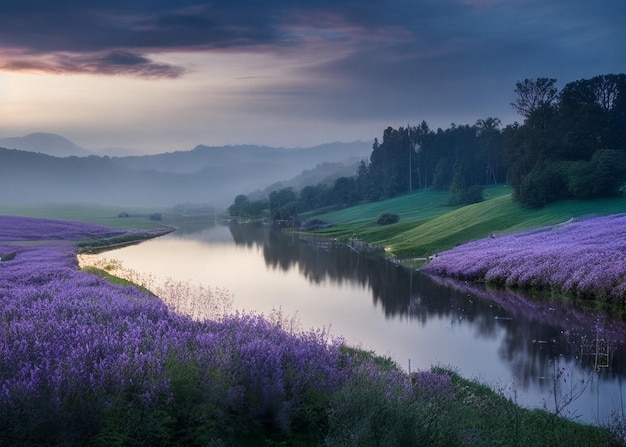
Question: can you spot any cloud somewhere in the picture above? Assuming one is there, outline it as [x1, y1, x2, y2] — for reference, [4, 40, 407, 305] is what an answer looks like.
[0, 1, 277, 77]
[0, 0, 624, 150]
[0, 1, 407, 78]
[1, 0, 623, 80]
[2, 51, 186, 78]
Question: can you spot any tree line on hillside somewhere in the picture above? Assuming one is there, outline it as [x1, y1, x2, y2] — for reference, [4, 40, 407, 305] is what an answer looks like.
[229, 73, 626, 220]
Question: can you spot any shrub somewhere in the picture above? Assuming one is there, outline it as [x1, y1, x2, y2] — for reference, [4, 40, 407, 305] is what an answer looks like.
[0, 252, 16, 261]
[376, 213, 399, 226]
[448, 185, 484, 206]
[326, 354, 457, 446]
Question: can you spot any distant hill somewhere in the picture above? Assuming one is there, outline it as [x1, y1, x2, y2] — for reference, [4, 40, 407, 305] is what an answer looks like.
[95, 147, 144, 157]
[0, 133, 91, 157]
[0, 140, 372, 208]
[113, 141, 371, 174]
[248, 161, 360, 202]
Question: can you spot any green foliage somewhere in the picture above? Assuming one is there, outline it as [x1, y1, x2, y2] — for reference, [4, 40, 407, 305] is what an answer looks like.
[518, 163, 569, 208]
[0, 252, 16, 261]
[586, 155, 619, 197]
[507, 74, 626, 208]
[448, 184, 484, 206]
[432, 157, 453, 190]
[376, 212, 399, 226]
[228, 194, 269, 219]
[80, 266, 155, 296]
[228, 116, 507, 219]
[94, 399, 174, 447]
[313, 185, 626, 257]
[514, 149, 626, 208]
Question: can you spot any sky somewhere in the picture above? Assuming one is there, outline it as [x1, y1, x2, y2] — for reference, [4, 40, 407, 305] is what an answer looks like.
[0, 0, 624, 154]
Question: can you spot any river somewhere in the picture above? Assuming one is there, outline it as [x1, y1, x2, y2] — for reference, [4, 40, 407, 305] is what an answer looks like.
[95, 220, 626, 425]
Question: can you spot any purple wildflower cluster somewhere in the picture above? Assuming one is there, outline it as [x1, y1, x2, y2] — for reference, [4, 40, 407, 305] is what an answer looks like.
[411, 370, 455, 402]
[423, 214, 626, 302]
[0, 215, 458, 444]
[0, 217, 354, 443]
[0, 215, 127, 242]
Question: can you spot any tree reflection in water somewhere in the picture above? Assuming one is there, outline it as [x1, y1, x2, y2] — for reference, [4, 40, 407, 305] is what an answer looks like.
[228, 222, 626, 417]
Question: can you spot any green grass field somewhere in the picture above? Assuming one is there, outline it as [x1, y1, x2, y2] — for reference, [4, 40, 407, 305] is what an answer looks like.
[0, 203, 168, 229]
[313, 185, 626, 258]
[4, 186, 626, 259]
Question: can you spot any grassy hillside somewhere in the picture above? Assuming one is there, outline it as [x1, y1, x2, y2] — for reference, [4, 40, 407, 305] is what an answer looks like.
[312, 185, 626, 258]
[4, 185, 625, 259]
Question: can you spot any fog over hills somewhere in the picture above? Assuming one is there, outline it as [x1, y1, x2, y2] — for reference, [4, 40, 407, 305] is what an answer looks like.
[0, 134, 371, 209]
[0, 133, 91, 157]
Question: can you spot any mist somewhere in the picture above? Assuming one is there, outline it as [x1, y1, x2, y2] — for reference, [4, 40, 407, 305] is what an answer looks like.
[0, 135, 371, 211]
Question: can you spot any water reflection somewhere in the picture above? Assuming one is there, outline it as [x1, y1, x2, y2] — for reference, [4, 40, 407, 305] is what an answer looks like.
[227, 222, 626, 420]
[111, 221, 626, 423]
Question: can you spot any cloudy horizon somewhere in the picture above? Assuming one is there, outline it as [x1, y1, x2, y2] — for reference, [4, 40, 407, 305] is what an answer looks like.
[0, 0, 624, 153]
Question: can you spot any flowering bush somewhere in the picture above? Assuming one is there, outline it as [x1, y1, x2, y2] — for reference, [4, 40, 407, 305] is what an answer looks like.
[423, 214, 626, 302]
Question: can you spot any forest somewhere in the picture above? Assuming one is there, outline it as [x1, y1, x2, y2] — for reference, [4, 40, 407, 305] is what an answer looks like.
[229, 74, 626, 220]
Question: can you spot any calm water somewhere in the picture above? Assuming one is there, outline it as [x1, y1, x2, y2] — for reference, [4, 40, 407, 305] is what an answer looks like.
[100, 221, 626, 424]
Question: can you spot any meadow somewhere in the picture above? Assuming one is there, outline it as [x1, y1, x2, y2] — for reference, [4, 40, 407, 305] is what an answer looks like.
[2, 214, 623, 445]
[0, 203, 168, 229]
[313, 185, 626, 258]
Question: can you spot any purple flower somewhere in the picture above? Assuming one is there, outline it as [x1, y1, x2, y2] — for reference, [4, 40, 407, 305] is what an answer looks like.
[423, 214, 626, 301]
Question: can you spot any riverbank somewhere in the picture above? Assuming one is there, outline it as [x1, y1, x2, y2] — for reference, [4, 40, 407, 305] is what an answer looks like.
[75, 226, 175, 253]
[307, 187, 626, 311]
[1, 214, 624, 445]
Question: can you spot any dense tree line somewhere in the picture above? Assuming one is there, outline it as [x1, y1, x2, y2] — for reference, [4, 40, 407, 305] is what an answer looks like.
[229, 73, 626, 218]
[505, 74, 626, 207]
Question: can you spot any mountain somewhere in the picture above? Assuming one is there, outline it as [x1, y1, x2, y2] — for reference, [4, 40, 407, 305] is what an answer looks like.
[0, 140, 372, 209]
[0, 133, 91, 157]
[248, 161, 360, 201]
[113, 141, 371, 174]
[95, 146, 144, 157]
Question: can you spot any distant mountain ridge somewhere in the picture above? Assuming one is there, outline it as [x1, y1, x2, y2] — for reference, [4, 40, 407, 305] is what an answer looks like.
[114, 141, 370, 174]
[0, 135, 372, 208]
[0, 133, 91, 157]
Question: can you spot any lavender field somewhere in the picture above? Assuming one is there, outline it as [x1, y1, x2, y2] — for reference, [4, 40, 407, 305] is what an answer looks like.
[0, 216, 457, 445]
[423, 213, 626, 304]
[0, 215, 619, 445]
[0, 216, 350, 444]
[0, 215, 130, 242]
